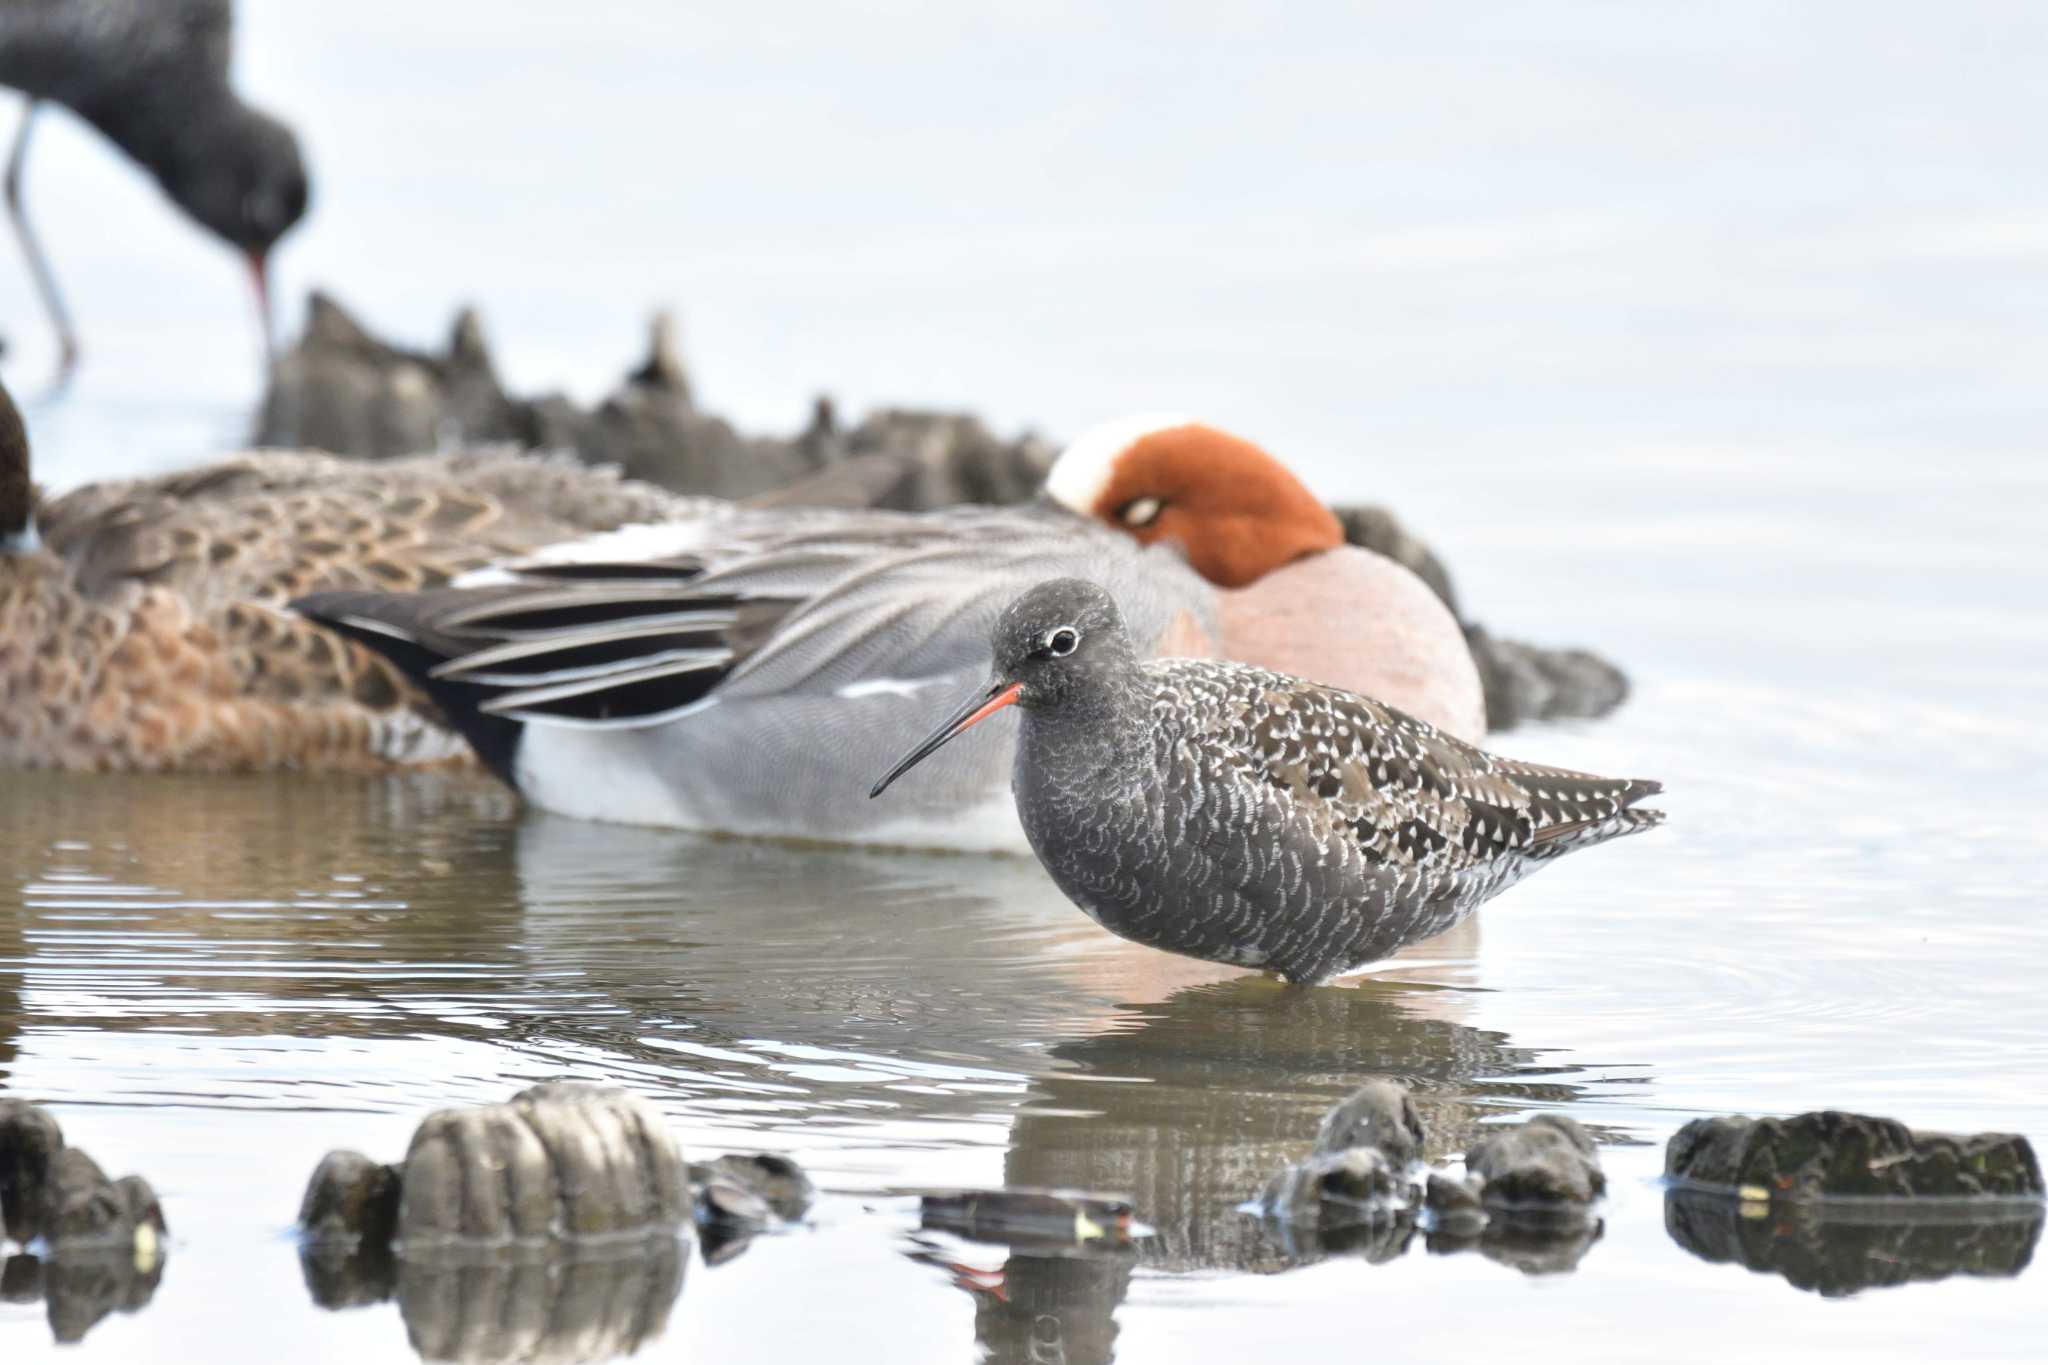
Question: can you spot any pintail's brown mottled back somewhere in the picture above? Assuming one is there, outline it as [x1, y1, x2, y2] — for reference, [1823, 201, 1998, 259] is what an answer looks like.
[0, 373, 696, 772]
[872, 578, 1664, 984]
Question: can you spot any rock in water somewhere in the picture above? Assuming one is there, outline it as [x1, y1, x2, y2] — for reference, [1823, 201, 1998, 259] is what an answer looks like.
[297, 1150, 401, 1248]
[1466, 1113, 1606, 1209]
[396, 1082, 691, 1245]
[688, 1153, 816, 1223]
[0, 1098, 65, 1243]
[1665, 1112, 2043, 1200]
[1311, 1080, 1428, 1165]
[0, 1100, 168, 1344]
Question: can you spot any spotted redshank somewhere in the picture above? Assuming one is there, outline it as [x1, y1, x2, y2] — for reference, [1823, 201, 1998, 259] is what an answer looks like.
[871, 578, 1664, 982]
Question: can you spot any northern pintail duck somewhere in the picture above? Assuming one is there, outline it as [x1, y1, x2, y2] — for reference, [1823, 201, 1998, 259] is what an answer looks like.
[871, 579, 1663, 981]
[0, 0, 307, 377]
[300, 415, 1486, 851]
[0, 376, 693, 771]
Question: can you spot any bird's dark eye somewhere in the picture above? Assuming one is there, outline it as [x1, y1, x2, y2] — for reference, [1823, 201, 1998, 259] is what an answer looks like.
[1118, 496, 1164, 528]
[1045, 626, 1080, 658]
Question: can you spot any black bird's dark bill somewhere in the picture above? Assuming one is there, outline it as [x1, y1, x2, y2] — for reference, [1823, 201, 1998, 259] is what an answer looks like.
[868, 679, 1022, 798]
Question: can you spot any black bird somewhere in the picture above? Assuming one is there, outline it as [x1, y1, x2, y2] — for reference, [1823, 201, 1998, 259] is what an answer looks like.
[0, 0, 308, 384]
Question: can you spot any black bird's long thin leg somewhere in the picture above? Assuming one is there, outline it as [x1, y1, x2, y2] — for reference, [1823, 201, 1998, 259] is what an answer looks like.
[4, 99, 82, 392]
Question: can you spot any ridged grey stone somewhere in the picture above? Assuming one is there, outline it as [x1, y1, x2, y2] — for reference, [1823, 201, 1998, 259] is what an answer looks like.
[396, 1083, 690, 1247]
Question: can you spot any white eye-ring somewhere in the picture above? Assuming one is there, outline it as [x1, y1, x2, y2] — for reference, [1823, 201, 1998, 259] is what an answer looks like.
[1119, 496, 1163, 528]
[1044, 626, 1081, 657]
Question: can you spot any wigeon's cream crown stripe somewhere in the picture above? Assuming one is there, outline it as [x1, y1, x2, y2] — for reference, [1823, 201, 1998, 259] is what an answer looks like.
[1043, 414, 1195, 515]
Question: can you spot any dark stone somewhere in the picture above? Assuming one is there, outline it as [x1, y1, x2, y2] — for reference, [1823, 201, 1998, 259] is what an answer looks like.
[396, 1082, 691, 1247]
[41, 1146, 167, 1251]
[297, 1149, 401, 1247]
[1423, 1169, 1486, 1235]
[1256, 1147, 1419, 1229]
[1466, 1113, 1605, 1209]
[392, 1237, 686, 1364]
[1312, 1080, 1427, 1165]
[256, 293, 824, 500]
[693, 1180, 773, 1266]
[688, 1152, 815, 1222]
[0, 1097, 64, 1242]
[1665, 1186, 2043, 1298]
[917, 1189, 1138, 1250]
[1665, 1112, 2043, 1200]
[1465, 623, 1631, 730]
[0, 1101, 166, 1341]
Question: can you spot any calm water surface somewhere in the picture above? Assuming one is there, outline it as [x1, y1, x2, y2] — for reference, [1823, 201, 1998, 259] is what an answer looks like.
[5, 3, 2048, 1361]
[3, 443, 2043, 1363]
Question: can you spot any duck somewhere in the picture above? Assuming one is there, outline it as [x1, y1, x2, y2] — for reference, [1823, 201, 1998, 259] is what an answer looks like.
[0, 0, 308, 381]
[299, 415, 1485, 851]
[0, 373, 700, 771]
[870, 578, 1663, 979]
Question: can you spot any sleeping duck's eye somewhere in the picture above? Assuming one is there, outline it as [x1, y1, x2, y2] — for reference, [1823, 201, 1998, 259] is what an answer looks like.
[1119, 496, 1163, 528]
[1045, 626, 1080, 658]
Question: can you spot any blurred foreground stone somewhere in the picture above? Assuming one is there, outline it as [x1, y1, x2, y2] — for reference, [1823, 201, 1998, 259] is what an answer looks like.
[1666, 1111, 2041, 1199]
[297, 1082, 814, 1361]
[1252, 1083, 1604, 1274]
[1661, 1111, 2043, 1297]
[0, 1099, 167, 1344]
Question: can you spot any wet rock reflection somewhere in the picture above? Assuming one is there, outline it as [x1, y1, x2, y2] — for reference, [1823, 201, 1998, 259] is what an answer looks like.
[1664, 1188, 2043, 1298]
[1, 1099, 169, 1344]
[300, 1237, 687, 1364]
[1006, 975, 1589, 1273]
[1, 1248, 165, 1345]
[906, 975, 1604, 1363]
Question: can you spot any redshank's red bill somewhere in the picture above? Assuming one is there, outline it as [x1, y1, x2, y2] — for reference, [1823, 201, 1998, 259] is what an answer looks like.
[872, 577, 1665, 984]
[870, 680, 1023, 799]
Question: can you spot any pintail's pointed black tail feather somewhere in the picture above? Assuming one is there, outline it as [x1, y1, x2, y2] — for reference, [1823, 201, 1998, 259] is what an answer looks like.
[294, 581, 802, 784]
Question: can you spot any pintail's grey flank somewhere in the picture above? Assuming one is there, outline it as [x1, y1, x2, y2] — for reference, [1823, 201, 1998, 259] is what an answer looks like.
[873, 578, 1664, 984]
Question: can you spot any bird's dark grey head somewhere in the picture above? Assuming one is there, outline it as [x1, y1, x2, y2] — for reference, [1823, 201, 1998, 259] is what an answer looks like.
[868, 578, 1137, 799]
[170, 105, 310, 255]
[989, 578, 1135, 710]
[0, 374, 40, 553]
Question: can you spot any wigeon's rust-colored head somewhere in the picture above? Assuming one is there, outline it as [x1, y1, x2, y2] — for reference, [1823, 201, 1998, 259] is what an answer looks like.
[0, 373, 41, 553]
[1043, 415, 1342, 589]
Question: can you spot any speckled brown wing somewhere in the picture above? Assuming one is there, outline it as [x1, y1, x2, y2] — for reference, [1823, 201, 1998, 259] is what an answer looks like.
[1148, 658, 1663, 878]
[3, 448, 702, 772]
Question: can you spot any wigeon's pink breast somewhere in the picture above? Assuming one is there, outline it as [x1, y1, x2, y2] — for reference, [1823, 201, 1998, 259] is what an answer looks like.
[1215, 546, 1486, 740]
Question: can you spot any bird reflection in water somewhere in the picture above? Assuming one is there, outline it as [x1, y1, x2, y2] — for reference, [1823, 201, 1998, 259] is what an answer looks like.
[905, 963, 1603, 1365]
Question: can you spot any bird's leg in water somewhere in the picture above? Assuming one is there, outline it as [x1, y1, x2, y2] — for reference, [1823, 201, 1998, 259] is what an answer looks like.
[4, 99, 81, 392]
